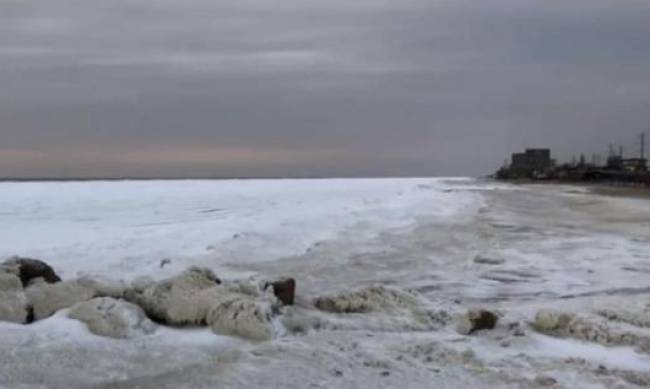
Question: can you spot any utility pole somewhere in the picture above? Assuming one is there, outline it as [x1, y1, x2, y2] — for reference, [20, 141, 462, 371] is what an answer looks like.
[641, 132, 646, 160]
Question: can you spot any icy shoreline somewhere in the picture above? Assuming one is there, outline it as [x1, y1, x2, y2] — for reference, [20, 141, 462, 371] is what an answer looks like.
[1, 178, 650, 388]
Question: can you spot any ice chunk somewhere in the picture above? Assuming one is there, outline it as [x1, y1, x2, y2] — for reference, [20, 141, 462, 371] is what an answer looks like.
[68, 297, 156, 339]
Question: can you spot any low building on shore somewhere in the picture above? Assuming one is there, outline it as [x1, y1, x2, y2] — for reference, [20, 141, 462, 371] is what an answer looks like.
[498, 148, 554, 179]
[495, 147, 649, 186]
[621, 158, 648, 173]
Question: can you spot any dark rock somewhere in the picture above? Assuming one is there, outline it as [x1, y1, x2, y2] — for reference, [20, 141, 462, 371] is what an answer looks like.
[534, 375, 558, 386]
[457, 309, 499, 335]
[330, 369, 343, 377]
[3, 257, 61, 287]
[160, 258, 171, 268]
[25, 305, 35, 324]
[509, 321, 526, 337]
[265, 278, 295, 305]
[473, 255, 505, 265]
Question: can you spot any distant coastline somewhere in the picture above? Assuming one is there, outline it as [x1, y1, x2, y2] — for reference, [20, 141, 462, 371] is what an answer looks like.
[491, 178, 650, 200]
[0, 175, 454, 183]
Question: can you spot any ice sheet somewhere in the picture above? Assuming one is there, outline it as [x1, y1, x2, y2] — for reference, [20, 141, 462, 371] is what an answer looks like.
[0, 178, 479, 279]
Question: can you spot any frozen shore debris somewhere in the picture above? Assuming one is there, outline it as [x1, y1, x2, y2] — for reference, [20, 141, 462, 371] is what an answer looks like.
[0, 259, 294, 340]
[533, 309, 650, 354]
[309, 285, 441, 332]
[26, 280, 97, 320]
[596, 308, 650, 329]
[76, 275, 127, 299]
[0, 257, 80, 323]
[313, 285, 420, 314]
[0, 271, 22, 292]
[2, 258, 512, 342]
[0, 258, 505, 341]
[0, 290, 30, 324]
[456, 309, 499, 335]
[68, 297, 157, 339]
[207, 295, 277, 341]
[127, 266, 223, 325]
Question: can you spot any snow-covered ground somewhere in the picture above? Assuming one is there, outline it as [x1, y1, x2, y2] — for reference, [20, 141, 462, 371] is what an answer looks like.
[1, 178, 650, 388]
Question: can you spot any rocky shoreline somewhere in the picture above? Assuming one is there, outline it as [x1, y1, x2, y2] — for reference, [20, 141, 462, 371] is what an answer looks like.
[0, 256, 510, 342]
[1, 257, 297, 340]
[3, 255, 650, 388]
[6, 256, 648, 359]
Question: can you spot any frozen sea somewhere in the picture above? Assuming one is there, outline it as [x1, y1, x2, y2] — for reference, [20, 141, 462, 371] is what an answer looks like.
[0, 178, 478, 279]
[1, 178, 650, 388]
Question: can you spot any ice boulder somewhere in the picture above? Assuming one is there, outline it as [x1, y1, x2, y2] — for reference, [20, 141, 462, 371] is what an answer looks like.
[77, 275, 127, 299]
[531, 310, 627, 348]
[135, 267, 222, 325]
[131, 276, 156, 292]
[207, 294, 277, 341]
[68, 297, 157, 339]
[299, 286, 435, 333]
[25, 280, 96, 320]
[223, 278, 267, 298]
[533, 310, 575, 333]
[123, 276, 155, 303]
[314, 286, 420, 314]
[0, 290, 30, 323]
[2, 257, 61, 287]
[0, 271, 22, 292]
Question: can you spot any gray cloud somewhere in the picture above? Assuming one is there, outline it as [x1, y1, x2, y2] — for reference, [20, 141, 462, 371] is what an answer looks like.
[1, 0, 650, 178]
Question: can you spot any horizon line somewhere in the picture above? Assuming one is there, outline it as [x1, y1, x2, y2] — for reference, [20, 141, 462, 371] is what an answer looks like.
[0, 174, 478, 183]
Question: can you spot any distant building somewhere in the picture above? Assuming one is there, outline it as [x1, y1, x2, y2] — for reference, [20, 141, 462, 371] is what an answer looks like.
[495, 145, 650, 185]
[606, 155, 623, 170]
[622, 158, 648, 173]
[509, 148, 553, 178]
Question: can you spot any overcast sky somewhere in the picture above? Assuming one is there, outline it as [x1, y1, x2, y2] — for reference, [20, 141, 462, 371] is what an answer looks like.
[1, 0, 649, 178]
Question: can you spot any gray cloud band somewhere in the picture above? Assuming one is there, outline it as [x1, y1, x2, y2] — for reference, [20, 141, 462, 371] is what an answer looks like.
[1, 0, 649, 178]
